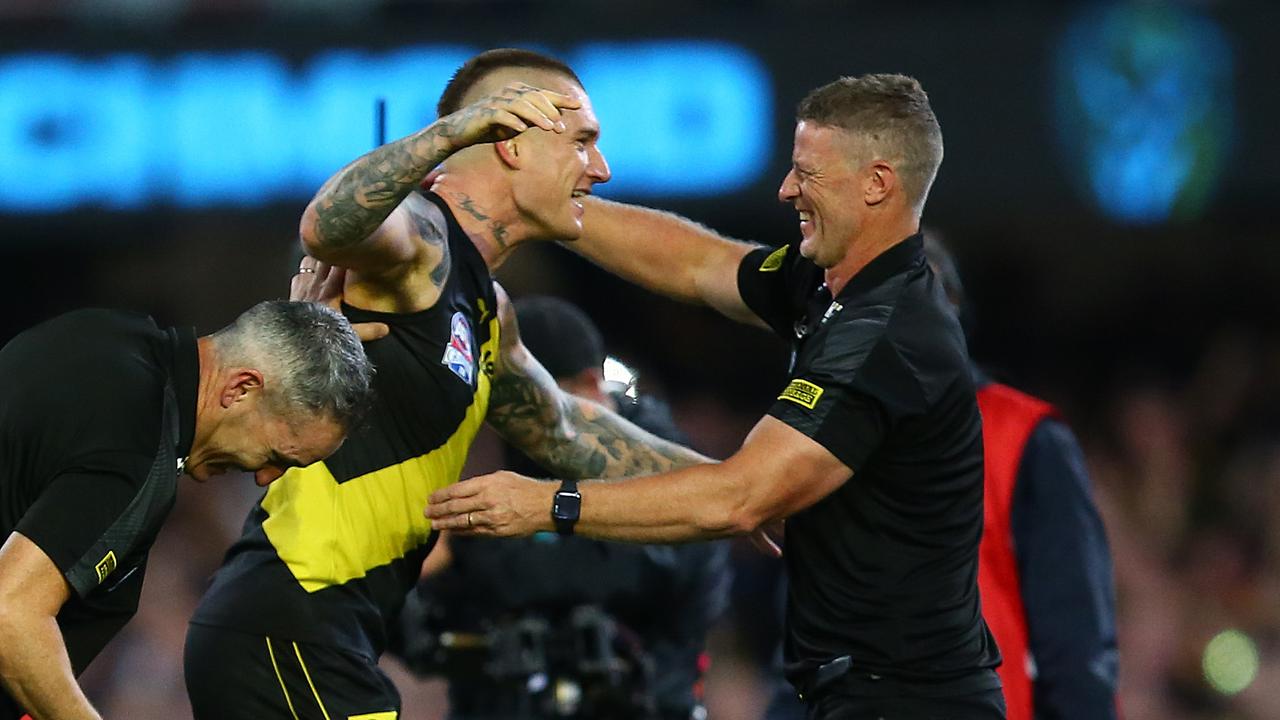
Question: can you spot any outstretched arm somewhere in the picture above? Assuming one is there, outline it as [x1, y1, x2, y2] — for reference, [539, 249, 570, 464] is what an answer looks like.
[428, 415, 851, 543]
[484, 284, 711, 480]
[0, 533, 102, 720]
[571, 197, 765, 327]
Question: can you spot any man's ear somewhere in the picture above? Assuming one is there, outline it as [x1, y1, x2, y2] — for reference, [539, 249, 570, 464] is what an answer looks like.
[865, 161, 896, 206]
[495, 138, 522, 170]
[220, 369, 265, 408]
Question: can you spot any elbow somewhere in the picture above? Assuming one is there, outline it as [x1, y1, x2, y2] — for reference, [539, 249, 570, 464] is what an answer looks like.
[689, 461, 778, 537]
[697, 496, 770, 538]
[298, 204, 323, 254]
[726, 505, 772, 536]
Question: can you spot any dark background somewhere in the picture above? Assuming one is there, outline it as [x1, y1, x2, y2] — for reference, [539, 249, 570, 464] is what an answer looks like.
[2, 1, 1278, 718]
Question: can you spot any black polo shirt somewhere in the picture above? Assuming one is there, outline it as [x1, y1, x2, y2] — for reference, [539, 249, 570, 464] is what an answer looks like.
[737, 235, 1000, 694]
[0, 309, 196, 688]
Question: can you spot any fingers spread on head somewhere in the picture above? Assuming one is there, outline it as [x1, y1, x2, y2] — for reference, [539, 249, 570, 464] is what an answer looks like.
[493, 109, 529, 137]
[525, 92, 564, 120]
[513, 99, 555, 131]
[548, 90, 583, 111]
[502, 82, 532, 98]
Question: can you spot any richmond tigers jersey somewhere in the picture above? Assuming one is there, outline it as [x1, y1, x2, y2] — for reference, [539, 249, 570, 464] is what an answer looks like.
[191, 193, 498, 658]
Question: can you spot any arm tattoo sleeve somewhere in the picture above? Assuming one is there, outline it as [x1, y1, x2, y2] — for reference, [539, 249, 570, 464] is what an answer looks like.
[487, 343, 709, 480]
[310, 125, 456, 251]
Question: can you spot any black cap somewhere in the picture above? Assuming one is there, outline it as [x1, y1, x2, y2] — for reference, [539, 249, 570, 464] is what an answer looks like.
[514, 296, 605, 380]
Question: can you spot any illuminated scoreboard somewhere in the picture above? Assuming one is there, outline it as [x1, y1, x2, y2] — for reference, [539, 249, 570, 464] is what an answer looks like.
[0, 41, 772, 212]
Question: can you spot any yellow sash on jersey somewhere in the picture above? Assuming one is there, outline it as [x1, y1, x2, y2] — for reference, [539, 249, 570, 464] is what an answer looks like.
[261, 316, 497, 593]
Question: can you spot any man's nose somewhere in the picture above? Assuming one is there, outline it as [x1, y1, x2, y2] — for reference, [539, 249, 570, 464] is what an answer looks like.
[588, 146, 612, 184]
[778, 169, 799, 202]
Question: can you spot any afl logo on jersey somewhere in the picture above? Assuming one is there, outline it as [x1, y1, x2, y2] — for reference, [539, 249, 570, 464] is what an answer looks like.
[442, 312, 475, 386]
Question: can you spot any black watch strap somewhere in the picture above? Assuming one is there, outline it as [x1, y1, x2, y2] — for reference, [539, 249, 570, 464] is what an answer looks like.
[551, 478, 581, 536]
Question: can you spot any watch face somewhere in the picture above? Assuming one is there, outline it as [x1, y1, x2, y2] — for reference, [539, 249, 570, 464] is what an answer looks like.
[552, 491, 581, 521]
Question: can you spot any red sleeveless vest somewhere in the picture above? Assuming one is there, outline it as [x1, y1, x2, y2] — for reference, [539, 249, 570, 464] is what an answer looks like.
[976, 382, 1056, 720]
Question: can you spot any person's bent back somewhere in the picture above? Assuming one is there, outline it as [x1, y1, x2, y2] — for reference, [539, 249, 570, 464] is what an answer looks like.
[0, 301, 371, 720]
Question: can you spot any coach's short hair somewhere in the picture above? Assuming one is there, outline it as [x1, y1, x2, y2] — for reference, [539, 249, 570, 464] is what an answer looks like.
[797, 74, 944, 213]
[211, 301, 374, 429]
[437, 48, 583, 118]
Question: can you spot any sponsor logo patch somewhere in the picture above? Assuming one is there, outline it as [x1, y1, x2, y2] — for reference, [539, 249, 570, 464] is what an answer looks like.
[95, 550, 117, 584]
[759, 245, 788, 272]
[778, 379, 824, 409]
[442, 312, 475, 386]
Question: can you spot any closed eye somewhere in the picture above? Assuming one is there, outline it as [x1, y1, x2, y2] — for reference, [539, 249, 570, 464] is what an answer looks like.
[271, 452, 306, 470]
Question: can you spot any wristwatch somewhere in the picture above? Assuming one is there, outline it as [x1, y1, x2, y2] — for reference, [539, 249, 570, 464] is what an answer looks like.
[551, 479, 581, 536]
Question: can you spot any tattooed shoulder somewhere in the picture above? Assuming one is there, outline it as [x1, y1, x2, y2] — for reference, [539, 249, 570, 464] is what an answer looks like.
[404, 193, 452, 290]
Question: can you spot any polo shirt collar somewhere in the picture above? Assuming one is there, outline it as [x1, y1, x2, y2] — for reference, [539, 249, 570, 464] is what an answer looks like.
[834, 233, 925, 300]
[168, 326, 199, 459]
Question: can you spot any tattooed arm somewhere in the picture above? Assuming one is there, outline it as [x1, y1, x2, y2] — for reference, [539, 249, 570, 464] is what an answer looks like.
[427, 287, 847, 543]
[485, 284, 710, 479]
[435, 396, 850, 545]
[298, 83, 579, 311]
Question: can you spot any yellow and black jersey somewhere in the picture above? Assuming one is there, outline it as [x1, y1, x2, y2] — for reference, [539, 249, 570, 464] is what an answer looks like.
[191, 193, 498, 659]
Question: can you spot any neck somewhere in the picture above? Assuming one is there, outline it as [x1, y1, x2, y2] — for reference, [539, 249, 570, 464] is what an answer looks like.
[433, 174, 533, 271]
[190, 338, 222, 461]
[824, 211, 919, 296]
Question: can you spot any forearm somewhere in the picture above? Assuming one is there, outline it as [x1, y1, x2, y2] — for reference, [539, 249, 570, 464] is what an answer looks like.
[487, 323, 711, 480]
[573, 198, 757, 310]
[0, 614, 102, 720]
[497, 391, 710, 480]
[572, 464, 752, 543]
[301, 122, 457, 254]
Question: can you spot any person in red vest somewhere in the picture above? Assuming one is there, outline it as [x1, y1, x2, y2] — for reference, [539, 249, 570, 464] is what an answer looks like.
[768, 235, 1119, 720]
[927, 236, 1120, 719]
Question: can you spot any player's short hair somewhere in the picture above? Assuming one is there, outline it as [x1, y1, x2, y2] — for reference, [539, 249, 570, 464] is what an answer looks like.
[211, 301, 374, 429]
[437, 48, 583, 118]
[797, 74, 944, 213]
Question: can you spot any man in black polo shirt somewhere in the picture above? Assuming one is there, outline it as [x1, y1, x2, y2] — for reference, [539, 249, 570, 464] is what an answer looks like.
[0, 301, 373, 720]
[428, 74, 1005, 718]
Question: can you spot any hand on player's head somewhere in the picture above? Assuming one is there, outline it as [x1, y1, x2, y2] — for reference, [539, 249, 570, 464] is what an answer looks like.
[437, 82, 581, 150]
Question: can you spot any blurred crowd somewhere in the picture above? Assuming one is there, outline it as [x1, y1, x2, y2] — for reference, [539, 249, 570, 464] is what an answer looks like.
[1084, 327, 1280, 719]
